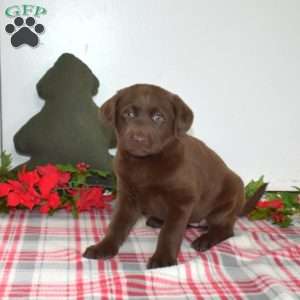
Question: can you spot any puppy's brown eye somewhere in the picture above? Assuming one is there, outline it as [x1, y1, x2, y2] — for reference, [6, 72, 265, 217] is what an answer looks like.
[152, 112, 165, 123]
[124, 111, 135, 118]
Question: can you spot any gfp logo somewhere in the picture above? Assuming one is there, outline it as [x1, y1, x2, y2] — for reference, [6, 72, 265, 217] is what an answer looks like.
[4, 5, 47, 48]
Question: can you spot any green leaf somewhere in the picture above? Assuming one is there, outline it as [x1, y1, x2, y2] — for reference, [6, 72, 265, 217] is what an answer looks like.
[278, 192, 298, 208]
[56, 164, 78, 173]
[90, 169, 110, 177]
[245, 176, 266, 199]
[282, 207, 296, 215]
[70, 173, 86, 187]
[0, 197, 9, 213]
[59, 195, 71, 205]
[248, 208, 271, 220]
[63, 193, 79, 219]
[71, 205, 79, 219]
[0, 151, 12, 177]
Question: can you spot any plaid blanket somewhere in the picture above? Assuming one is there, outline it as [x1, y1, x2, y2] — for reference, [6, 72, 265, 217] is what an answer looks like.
[0, 204, 299, 300]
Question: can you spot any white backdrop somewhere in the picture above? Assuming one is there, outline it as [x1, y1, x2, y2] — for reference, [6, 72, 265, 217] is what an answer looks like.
[1, 0, 300, 190]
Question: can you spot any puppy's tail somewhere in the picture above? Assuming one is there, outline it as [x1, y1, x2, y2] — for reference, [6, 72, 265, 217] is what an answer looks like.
[239, 183, 268, 217]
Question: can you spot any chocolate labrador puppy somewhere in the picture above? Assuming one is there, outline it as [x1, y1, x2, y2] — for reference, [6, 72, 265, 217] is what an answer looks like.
[83, 84, 266, 269]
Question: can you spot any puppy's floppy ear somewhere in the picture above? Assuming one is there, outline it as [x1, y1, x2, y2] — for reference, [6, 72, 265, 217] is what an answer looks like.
[99, 92, 120, 127]
[172, 95, 194, 135]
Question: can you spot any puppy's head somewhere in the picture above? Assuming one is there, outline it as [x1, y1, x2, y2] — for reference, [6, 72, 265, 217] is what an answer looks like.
[100, 84, 193, 157]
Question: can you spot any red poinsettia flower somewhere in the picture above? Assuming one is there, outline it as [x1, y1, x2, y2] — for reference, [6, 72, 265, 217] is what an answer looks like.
[5, 168, 41, 209]
[48, 192, 61, 209]
[256, 199, 284, 209]
[0, 183, 11, 197]
[39, 205, 50, 214]
[18, 168, 40, 187]
[103, 193, 114, 202]
[76, 162, 90, 172]
[66, 188, 77, 197]
[58, 172, 71, 186]
[1, 160, 112, 216]
[39, 192, 61, 214]
[38, 173, 59, 198]
[65, 187, 113, 212]
[37, 164, 71, 198]
[72, 187, 105, 211]
[271, 212, 286, 223]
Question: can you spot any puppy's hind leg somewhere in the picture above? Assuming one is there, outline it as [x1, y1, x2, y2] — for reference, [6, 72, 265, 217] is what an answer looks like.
[191, 220, 235, 251]
[191, 177, 244, 251]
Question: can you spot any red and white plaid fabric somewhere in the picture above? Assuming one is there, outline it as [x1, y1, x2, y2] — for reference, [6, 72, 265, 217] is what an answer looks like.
[0, 203, 299, 299]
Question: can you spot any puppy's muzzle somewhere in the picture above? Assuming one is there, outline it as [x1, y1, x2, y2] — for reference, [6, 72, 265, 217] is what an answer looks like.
[124, 130, 153, 156]
[129, 131, 150, 146]
[131, 132, 147, 143]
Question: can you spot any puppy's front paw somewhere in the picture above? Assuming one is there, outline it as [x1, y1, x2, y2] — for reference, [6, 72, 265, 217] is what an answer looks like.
[191, 233, 214, 251]
[191, 231, 232, 251]
[147, 253, 177, 269]
[83, 241, 119, 260]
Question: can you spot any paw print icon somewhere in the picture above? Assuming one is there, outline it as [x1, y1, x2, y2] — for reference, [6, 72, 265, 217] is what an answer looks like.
[5, 16, 45, 47]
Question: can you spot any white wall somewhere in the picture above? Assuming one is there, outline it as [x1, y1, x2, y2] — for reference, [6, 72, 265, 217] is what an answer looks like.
[1, 0, 300, 190]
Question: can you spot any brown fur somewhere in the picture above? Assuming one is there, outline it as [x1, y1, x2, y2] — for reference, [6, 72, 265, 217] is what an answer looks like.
[83, 84, 260, 269]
